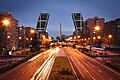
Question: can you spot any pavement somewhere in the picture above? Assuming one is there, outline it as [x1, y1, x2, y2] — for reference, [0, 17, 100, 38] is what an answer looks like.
[0, 49, 53, 80]
[0, 47, 120, 80]
[63, 47, 120, 80]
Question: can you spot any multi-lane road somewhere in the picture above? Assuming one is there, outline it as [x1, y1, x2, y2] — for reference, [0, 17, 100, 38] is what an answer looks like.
[0, 49, 54, 80]
[0, 47, 120, 80]
[63, 47, 120, 80]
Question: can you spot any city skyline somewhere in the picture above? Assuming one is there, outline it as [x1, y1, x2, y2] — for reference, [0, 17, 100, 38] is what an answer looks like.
[0, 0, 120, 37]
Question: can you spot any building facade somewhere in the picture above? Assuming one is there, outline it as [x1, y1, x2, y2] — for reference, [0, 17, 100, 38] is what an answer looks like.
[18, 26, 37, 48]
[18, 26, 26, 49]
[83, 16, 104, 46]
[104, 18, 120, 48]
[0, 11, 18, 53]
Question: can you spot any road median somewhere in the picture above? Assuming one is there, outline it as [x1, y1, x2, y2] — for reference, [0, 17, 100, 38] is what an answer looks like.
[48, 56, 76, 80]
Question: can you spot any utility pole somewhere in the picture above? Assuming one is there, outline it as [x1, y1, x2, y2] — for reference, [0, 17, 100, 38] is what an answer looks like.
[60, 22, 62, 42]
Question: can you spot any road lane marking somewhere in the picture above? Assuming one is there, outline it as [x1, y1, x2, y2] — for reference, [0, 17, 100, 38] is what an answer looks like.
[109, 77, 112, 80]
[76, 48, 120, 76]
[68, 56, 79, 80]
[94, 60, 120, 76]
[39, 78, 42, 80]
[43, 49, 51, 54]
[36, 55, 55, 80]
[22, 71, 25, 74]
[79, 58, 105, 80]
[30, 54, 53, 80]
[30, 54, 55, 80]
[45, 56, 55, 80]
[80, 63, 94, 78]
[0, 49, 51, 79]
[0, 61, 28, 79]
[80, 62, 96, 80]
[28, 54, 42, 62]
[92, 77, 96, 80]
[87, 62, 95, 68]
[29, 66, 32, 68]
[70, 56, 85, 78]
[98, 70, 102, 73]
[73, 49, 120, 80]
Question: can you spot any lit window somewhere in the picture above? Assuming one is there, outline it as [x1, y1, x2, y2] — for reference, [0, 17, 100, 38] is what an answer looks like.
[96, 20, 99, 25]
[118, 25, 120, 27]
[19, 28, 22, 30]
[26, 38, 29, 40]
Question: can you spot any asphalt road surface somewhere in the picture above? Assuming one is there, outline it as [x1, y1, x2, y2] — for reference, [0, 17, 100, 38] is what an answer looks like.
[63, 47, 120, 80]
[0, 49, 53, 80]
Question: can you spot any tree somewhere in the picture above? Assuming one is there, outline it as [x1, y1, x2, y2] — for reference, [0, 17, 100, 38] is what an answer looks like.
[56, 36, 60, 41]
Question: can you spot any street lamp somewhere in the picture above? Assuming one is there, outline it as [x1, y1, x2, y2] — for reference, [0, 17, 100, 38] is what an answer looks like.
[30, 38, 33, 41]
[2, 19, 10, 26]
[93, 37, 96, 40]
[104, 34, 113, 63]
[95, 26, 100, 31]
[69, 37, 72, 40]
[42, 35, 46, 40]
[78, 36, 80, 38]
[48, 36, 52, 40]
[92, 26, 100, 46]
[30, 29, 35, 34]
[74, 37, 76, 39]
[7, 35, 11, 39]
[91, 26, 101, 47]
[30, 29, 35, 46]
[19, 37, 22, 40]
[26, 38, 29, 40]
[108, 34, 112, 48]
[84, 38, 87, 41]
[97, 36, 101, 39]
[108, 34, 112, 39]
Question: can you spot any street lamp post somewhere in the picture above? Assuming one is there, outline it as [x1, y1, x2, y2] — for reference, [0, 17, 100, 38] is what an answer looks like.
[108, 34, 112, 48]
[90, 26, 101, 51]
[30, 29, 35, 47]
[104, 34, 113, 63]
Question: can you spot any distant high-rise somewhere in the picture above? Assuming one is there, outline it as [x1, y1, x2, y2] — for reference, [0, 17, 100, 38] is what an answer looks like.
[36, 13, 49, 44]
[72, 13, 84, 31]
[36, 13, 49, 31]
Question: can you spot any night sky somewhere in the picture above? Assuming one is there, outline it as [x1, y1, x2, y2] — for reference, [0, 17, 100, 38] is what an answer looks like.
[0, 0, 120, 37]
